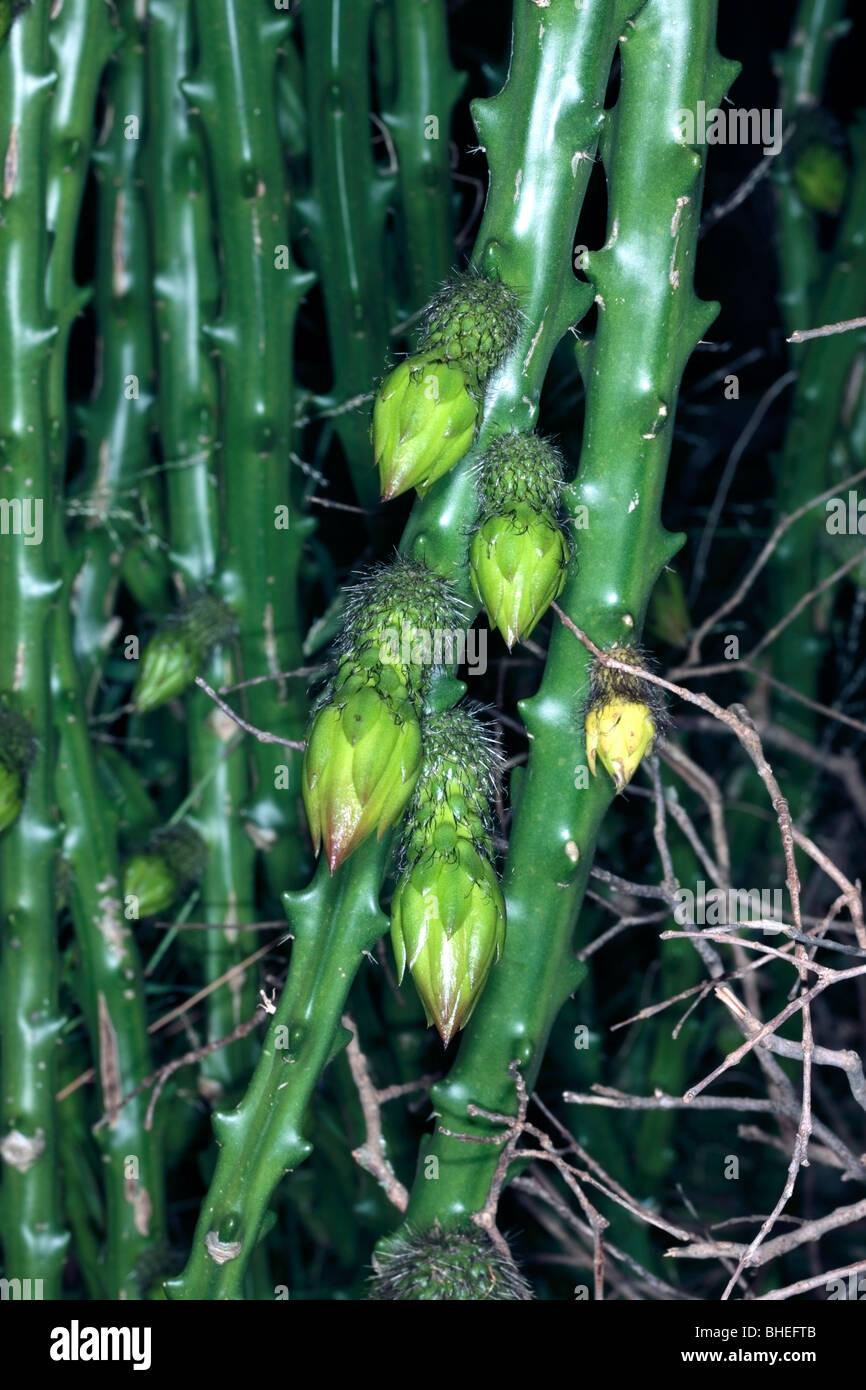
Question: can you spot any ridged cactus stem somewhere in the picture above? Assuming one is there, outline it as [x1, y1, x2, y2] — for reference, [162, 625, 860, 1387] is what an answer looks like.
[187, 0, 314, 895]
[300, 0, 393, 510]
[381, 0, 465, 313]
[773, 0, 847, 339]
[44, 0, 167, 1299]
[167, 846, 388, 1299]
[70, 0, 168, 692]
[770, 126, 866, 754]
[403, 0, 738, 1232]
[45, 0, 116, 449]
[0, 0, 67, 1296]
[147, 0, 258, 1089]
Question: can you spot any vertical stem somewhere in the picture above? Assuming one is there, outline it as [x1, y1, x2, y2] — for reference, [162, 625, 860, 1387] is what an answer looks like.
[301, 0, 392, 509]
[45, 0, 167, 1298]
[167, 846, 388, 1299]
[0, 0, 67, 1295]
[188, 0, 313, 899]
[771, 129, 866, 752]
[147, 0, 258, 1090]
[772, 0, 847, 339]
[69, 0, 168, 695]
[381, 0, 465, 314]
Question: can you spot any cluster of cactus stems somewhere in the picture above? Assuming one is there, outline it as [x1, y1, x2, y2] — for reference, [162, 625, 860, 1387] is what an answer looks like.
[1, 0, 857, 1303]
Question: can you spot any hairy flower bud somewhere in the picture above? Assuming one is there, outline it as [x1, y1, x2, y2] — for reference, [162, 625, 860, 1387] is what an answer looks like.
[0, 700, 35, 834]
[373, 275, 521, 501]
[584, 646, 665, 793]
[369, 1224, 533, 1300]
[124, 852, 179, 920]
[470, 434, 569, 647]
[301, 562, 465, 871]
[419, 274, 521, 390]
[586, 699, 656, 793]
[134, 594, 235, 712]
[123, 822, 207, 919]
[390, 708, 505, 1044]
[373, 355, 477, 500]
[793, 141, 847, 214]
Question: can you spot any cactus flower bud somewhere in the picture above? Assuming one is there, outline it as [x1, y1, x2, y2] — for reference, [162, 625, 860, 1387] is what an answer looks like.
[302, 682, 422, 873]
[124, 852, 180, 920]
[470, 433, 569, 647]
[420, 273, 521, 388]
[586, 699, 656, 793]
[390, 707, 505, 1044]
[391, 839, 505, 1045]
[373, 355, 477, 500]
[123, 822, 207, 918]
[471, 504, 568, 648]
[584, 645, 665, 793]
[302, 562, 464, 870]
[134, 593, 235, 712]
[0, 700, 35, 834]
[793, 141, 847, 215]
[373, 274, 521, 501]
[369, 1224, 533, 1301]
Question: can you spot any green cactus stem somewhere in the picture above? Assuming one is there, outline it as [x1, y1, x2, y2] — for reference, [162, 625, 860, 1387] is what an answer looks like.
[401, 0, 737, 1236]
[380, 0, 465, 315]
[186, 0, 314, 896]
[770, 123, 866, 752]
[68, 0, 168, 691]
[772, 0, 848, 338]
[147, 0, 259, 1091]
[44, 0, 167, 1298]
[0, 0, 67, 1296]
[166, 843, 389, 1299]
[300, 0, 394, 511]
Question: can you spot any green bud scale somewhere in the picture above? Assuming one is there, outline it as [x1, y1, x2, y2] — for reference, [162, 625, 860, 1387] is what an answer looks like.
[368, 1224, 533, 1300]
[373, 354, 477, 500]
[134, 593, 236, 712]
